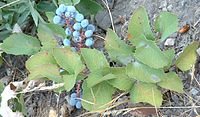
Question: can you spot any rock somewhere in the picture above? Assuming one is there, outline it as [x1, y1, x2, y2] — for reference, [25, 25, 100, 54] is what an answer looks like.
[95, 10, 111, 30]
[12, 23, 22, 33]
[190, 88, 199, 95]
[167, 4, 173, 11]
[159, 1, 167, 8]
[164, 38, 175, 46]
[196, 48, 200, 56]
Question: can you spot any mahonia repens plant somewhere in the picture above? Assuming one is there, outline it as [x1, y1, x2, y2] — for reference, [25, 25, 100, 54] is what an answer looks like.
[0, 4, 199, 115]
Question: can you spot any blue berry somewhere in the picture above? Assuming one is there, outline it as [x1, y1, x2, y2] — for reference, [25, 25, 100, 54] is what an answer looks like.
[63, 39, 71, 46]
[56, 9, 61, 16]
[68, 6, 76, 12]
[70, 12, 76, 18]
[87, 24, 95, 32]
[85, 38, 94, 47]
[53, 16, 61, 24]
[81, 19, 89, 28]
[75, 101, 82, 109]
[75, 14, 84, 22]
[73, 31, 80, 37]
[74, 36, 81, 42]
[69, 98, 77, 106]
[85, 30, 93, 38]
[65, 28, 72, 36]
[65, 12, 70, 18]
[59, 19, 66, 25]
[58, 4, 66, 12]
[70, 93, 77, 98]
[73, 23, 81, 30]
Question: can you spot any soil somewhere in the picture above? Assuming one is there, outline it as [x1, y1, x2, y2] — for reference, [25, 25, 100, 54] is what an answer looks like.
[0, 0, 200, 117]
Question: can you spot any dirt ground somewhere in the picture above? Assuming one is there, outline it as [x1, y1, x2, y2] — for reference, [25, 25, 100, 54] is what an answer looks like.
[0, 0, 200, 117]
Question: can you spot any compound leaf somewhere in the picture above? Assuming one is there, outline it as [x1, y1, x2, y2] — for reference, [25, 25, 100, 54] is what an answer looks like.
[155, 12, 178, 41]
[130, 82, 163, 107]
[175, 41, 199, 71]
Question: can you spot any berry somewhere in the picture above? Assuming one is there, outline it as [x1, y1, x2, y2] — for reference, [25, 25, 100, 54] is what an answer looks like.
[87, 24, 95, 32]
[53, 16, 61, 24]
[59, 19, 66, 25]
[59, 4, 66, 12]
[75, 14, 84, 22]
[56, 8, 62, 16]
[74, 36, 81, 42]
[81, 19, 89, 28]
[70, 12, 76, 18]
[65, 28, 72, 36]
[73, 31, 80, 37]
[85, 38, 94, 47]
[70, 93, 77, 98]
[68, 6, 76, 12]
[69, 98, 77, 106]
[75, 101, 82, 109]
[63, 39, 71, 46]
[65, 12, 70, 18]
[73, 23, 81, 30]
[85, 30, 93, 38]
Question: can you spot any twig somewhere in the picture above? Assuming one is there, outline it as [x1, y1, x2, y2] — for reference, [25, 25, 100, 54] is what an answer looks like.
[93, 34, 106, 41]
[101, 0, 115, 32]
[0, 0, 21, 9]
[193, 18, 200, 27]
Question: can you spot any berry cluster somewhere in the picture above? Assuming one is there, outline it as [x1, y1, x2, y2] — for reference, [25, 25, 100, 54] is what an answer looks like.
[53, 4, 95, 49]
[69, 93, 82, 109]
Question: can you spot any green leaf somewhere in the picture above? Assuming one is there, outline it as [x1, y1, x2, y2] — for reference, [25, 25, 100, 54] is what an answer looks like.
[1, 33, 41, 55]
[86, 72, 116, 88]
[63, 74, 76, 91]
[17, 10, 31, 25]
[58, 0, 80, 5]
[76, 0, 103, 15]
[163, 49, 175, 69]
[130, 82, 163, 107]
[155, 12, 178, 41]
[128, 6, 154, 41]
[175, 41, 199, 71]
[37, 23, 65, 50]
[53, 48, 85, 75]
[0, 56, 3, 67]
[30, 7, 39, 26]
[82, 82, 115, 111]
[81, 48, 109, 72]
[28, 64, 62, 83]
[72, 0, 80, 5]
[126, 62, 165, 83]
[105, 29, 134, 65]
[101, 67, 134, 91]
[46, 12, 54, 23]
[157, 72, 184, 93]
[26, 50, 56, 72]
[108, 74, 133, 91]
[28, 0, 45, 26]
[36, 1, 57, 12]
[134, 38, 169, 69]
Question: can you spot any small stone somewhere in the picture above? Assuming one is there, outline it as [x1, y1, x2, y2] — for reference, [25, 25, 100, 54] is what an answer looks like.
[12, 23, 22, 33]
[159, 1, 167, 8]
[190, 88, 199, 95]
[162, 7, 168, 11]
[196, 48, 200, 56]
[167, 5, 173, 11]
[164, 38, 175, 46]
